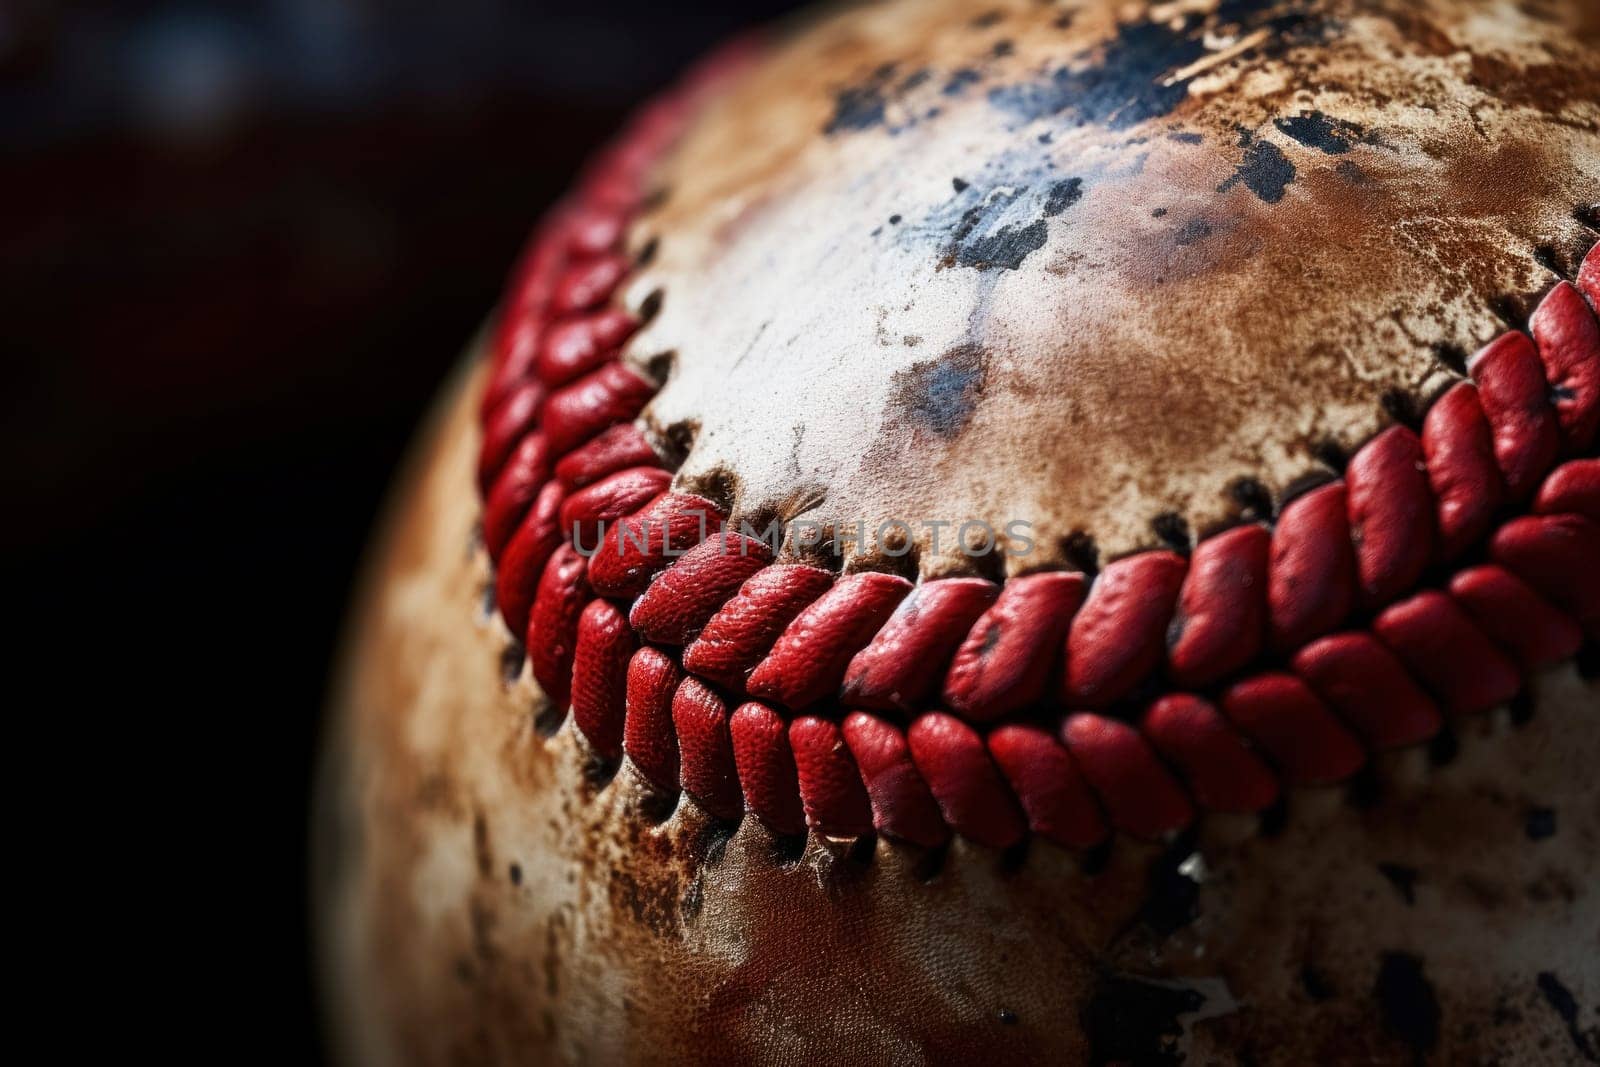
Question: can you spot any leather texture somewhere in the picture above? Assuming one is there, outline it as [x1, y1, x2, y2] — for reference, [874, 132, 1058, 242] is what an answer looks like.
[319, 1, 1600, 1062]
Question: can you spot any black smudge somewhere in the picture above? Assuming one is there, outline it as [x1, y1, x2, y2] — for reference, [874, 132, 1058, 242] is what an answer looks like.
[891, 343, 988, 437]
[988, 2, 1328, 131]
[1275, 110, 1366, 153]
[824, 65, 897, 135]
[826, 88, 886, 134]
[933, 175, 1086, 271]
[1537, 972, 1600, 1062]
[1173, 218, 1212, 245]
[1374, 952, 1440, 1056]
[1377, 862, 1418, 905]
[1219, 132, 1296, 203]
[1301, 964, 1335, 1001]
[988, 20, 1203, 129]
[1526, 806, 1557, 840]
[1139, 837, 1203, 937]
[951, 217, 1046, 270]
[1043, 177, 1084, 216]
[943, 68, 981, 96]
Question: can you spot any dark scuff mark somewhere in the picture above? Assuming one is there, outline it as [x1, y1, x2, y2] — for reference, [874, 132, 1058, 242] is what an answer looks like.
[989, 3, 1328, 130]
[1374, 952, 1440, 1058]
[1275, 110, 1366, 153]
[826, 85, 888, 134]
[1377, 862, 1418, 905]
[944, 68, 981, 96]
[899, 68, 930, 92]
[890, 343, 989, 438]
[1084, 973, 1205, 1066]
[1336, 159, 1372, 185]
[1219, 132, 1296, 203]
[1526, 806, 1557, 840]
[1168, 131, 1203, 144]
[824, 64, 897, 135]
[473, 810, 493, 879]
[1043, 177, 1084, 216]
[1537, 972, 1600, 1062]
[988, 21, 1203, 129]
[1301, 964, 1335, 1001]
[1174, 218, 1212, 245]
[940, 184, 1047, 270]
[1139, 839, 1202, 937]
[952, 216, 1046, 270]
[952, 177, 969, 192]
[932, 175, 1084, 271]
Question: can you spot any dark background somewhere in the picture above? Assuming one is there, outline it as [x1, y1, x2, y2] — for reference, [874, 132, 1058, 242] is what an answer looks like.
[1, 1, 801, 1059]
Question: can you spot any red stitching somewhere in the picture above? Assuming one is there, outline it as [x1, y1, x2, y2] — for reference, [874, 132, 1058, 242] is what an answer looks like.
[477, 56, 1600, 850]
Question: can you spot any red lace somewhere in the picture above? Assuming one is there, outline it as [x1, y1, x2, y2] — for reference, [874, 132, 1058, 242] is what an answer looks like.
[477, 59, 1600, 850]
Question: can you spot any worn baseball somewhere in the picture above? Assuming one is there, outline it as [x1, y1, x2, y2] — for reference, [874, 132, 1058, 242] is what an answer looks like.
[316, 0, 1600, 1062]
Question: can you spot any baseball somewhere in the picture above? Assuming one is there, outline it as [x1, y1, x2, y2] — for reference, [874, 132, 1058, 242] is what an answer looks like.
[316, 0, 1600, 1062]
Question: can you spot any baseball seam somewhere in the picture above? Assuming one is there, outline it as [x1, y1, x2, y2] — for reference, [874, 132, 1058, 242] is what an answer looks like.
[477, 61, 1600, 851]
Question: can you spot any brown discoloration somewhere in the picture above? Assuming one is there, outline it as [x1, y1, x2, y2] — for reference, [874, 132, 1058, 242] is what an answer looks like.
[319, 354, 1598, 1064]
[625, 0, 1600, 573]
[318, 1, 1600, 1061]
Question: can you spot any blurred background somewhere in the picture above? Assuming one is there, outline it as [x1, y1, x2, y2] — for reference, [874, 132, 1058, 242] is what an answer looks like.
[1, 1, 802, 1059]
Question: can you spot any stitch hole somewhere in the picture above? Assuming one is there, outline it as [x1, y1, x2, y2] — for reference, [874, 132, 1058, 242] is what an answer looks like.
[767, 832, 807, 867]
[1531, 243, 1562, 279]
[698, 818, 739, 866]
[1487, 293, 1534, 330]
[1380, 388, 1423, 432]
[1345, 765, 1382, 809]
[1059, 530, 1101, 576]
[581, 751, 622, 793]
[1228, 477, 1274, 524]
[638, 785, 680, 826]
[1575, 640, 1598, 682]
[636, 286, 665, 325]
[1507, 689, 1536, 726]
[639, 184, 671, 214]
[998, 837, 1030, 875]
[1279, 469, 1338, 508]
[1431, 341, 1469, 376]
[500, 640, 527, 686]
[634, 235, 660, 270]
[1257, 796, 1289, 838]
[1140, 834, 1202, 936]
[1310, 438, 1348, 475]
[914, 841, 951, 882]
[480, 578, 498, 620]
[1427, 727, 1459, 768]
[532, 700, 566, 739]
[677, 465, 739, 516]
[656, 417, 699, 468]
[851, 529, 921, 580]
[846, 832, 878, 868]
[943, 543, 1006, 584]
[1078, 838, 1113, 876]
[1150, 512, 1192, 555]
[644, 350, 677, 386]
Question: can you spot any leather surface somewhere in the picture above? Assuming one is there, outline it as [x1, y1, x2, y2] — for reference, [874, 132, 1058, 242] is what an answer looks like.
[317, 0, 1600, 1061]
[317, 356, 1599, 1064]
[625, 0, 1599, 571]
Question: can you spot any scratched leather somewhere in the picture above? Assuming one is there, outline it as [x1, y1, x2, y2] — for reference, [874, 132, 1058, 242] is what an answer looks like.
[317, 1, 1600, 1062]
